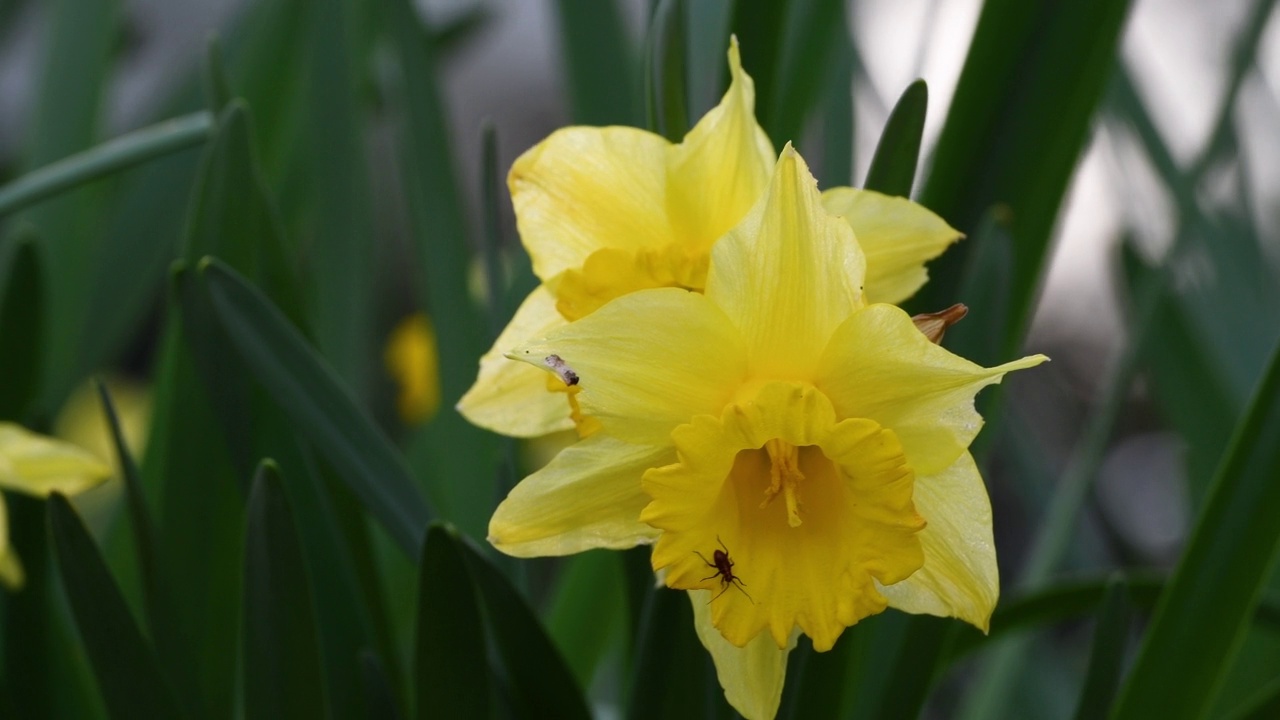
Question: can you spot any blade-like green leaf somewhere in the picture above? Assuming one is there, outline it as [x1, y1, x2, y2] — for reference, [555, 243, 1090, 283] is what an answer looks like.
[862, 80, 927, 198]
[1225, 675, 1280, 720]
[198, 258, 431, 555]
[47, 494, 185, 720]
[460, 539, 591, 720]
[300, 0, 377, 395]
[415, 524, 490, 720]
[382, 0, 497, 539]
[142, 297, 247, 718]
[1113, 338, 1280, 719]
[242, 461, 327, 720]
[0, 113, 212, 219]
[645, 0, 690, 141]
[627, 586, 732, 719]
[552, 0, 640, 125]
[730, 0, 789, 139]
[203, 36, 233, 116]
[360, 651, 405, 720]
[0, 237, 43, 419]
[817, 26, 853, 189]
[1073, 576, 1133, 720]
[768, 0, 845, 147]
[916, 0, 1133, 350]
[545, 550, 626, 689]
[95, 381, 164, 640]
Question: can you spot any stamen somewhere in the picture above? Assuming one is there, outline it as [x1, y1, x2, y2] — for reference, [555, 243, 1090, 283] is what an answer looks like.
[760, 439, 805, 527]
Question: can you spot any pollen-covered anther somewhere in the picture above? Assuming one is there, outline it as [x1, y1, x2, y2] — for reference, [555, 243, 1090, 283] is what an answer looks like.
[760, 439, 805, 527]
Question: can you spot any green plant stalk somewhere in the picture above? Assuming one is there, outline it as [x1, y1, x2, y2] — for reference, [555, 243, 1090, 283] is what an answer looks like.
[0, 112, 213, 217]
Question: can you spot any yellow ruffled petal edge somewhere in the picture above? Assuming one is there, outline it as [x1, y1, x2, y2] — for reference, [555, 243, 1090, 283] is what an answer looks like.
[510, 125, 673, 282]
[691, 589, 796, 720]
[706, 145, 866, 380]
[665, 36, 776, 251]
[0, 423, 111, 497]
[815, 304, 1048, 475]
[877, 451, 998, 631]
[0, 492, 24, 589]
[820, 187, 962, 305]
[488, 434, 671, 557]
[458, 285, 576, 438]
[509, 287, 747, 447]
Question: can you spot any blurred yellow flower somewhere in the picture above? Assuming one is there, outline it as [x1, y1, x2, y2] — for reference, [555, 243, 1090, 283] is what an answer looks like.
[385, 313, 441, 425]
[488, 147, 1045, 719]
[458, 38, 960, 441]
[0, 423, 112, 589]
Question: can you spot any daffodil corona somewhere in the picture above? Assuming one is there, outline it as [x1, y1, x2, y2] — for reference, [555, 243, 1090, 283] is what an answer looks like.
[458, 39, 961, 441]
[487, 147, 1045, 719]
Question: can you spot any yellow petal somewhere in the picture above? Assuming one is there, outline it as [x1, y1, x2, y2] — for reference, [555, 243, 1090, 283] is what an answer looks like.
[666, 37, 776, 251]
[815, 304, 1047, 475]
[510, 126, 673, 281]
[821, 187, 962, 304]
[384, 313, 441, 425]
[877, 452, 998, 631]
[643, 383, 924, 651]
[690, 589, 795, 720]
[509, 288, 747, 446]
[706, 146, 866, 379]
[458, 286, 576, 438]
[0, 492, 24, 590]
[489, 434, 671, 557]
[0, 423, 111, 496]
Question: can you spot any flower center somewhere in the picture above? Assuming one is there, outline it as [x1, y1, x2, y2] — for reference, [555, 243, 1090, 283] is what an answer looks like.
[761, 439, 804, 527]
[640, 382, 926, 650]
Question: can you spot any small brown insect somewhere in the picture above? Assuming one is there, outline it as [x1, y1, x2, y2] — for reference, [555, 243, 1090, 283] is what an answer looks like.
[695, 536, 754, 604]
[544, 354, 579, 386]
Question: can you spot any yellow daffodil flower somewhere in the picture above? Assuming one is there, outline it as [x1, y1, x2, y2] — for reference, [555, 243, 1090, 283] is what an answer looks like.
[488, 147, 1046, 719]
[385, 313, 442, 425]
[0, 423, 112, 589]
[458, 38, 961, 440]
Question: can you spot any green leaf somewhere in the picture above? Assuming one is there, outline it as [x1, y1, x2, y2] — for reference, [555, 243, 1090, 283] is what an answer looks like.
[299, 0, 378, 395]
[1073, 576, 1133, 720]
[359, 651, 405, 720]
[414, 524, 490, 720]
[47, 494, 185, 720]
[916, 0, 1132, 349]
[141, 294, 247, 718]
[730, 0, 790, 139]
[645, 0, 690, 141]
[0, 237, 44, 419]
[627, 587, 731, 719]
[816, 27, 853, 188]
[545, 550, 626, 689]
[21, 0, 119, 418]
[460, 540, 591, 720]
[862, 80, 927, 198]
[242, 460, 327, 720]
[1225, 675, 1280, 720]
[0, 113, 212, 219]
[1113, 338, 1280, 719]
[382, 0, 497, 538]
[202, 35, 233, 115]
[767, 0, 846, 147]
[552, 0, 640, 125]
[94, 381, 164, 642]
[198, 257, 431, 555]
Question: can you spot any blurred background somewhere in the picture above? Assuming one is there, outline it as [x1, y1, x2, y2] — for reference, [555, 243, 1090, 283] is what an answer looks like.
[1, 0, 1278, 718]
